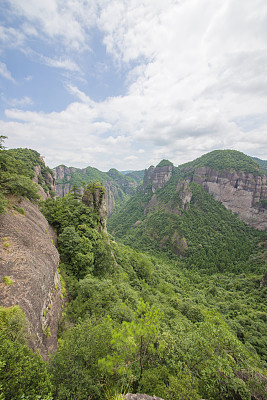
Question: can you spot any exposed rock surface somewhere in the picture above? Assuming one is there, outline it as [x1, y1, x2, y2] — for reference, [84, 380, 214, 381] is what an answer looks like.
[143, 165, 174, 193]
[190, 167, 267, 230]
[53, 165, 77, 181]
[125, 394, 164, 400]
[0, 198, 63, 360]
[53, 165, 138, 216]
[176, 180, 192, 210]
[82, 185, 108, 231]
[33, 163, 56, 200]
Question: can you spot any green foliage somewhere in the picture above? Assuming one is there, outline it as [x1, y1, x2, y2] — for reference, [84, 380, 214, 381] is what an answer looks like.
[44, 327, 51, 338]
[3, 276, 13, 285]
[13, 205, 25, 215]
[121, 169, 145, 183]
[109, 180, 266, 275]
[0, 145, 47, 214]
[99, 301, 163, 387]
[156, 159, 173, 167]
[40, 195, 98, 234]
[181, 149, 263, 176]
[50, 319, 112, 400]
[42, 159, 267, 400]
[252, 156, 267, 174]
[0, 307, 52, 399]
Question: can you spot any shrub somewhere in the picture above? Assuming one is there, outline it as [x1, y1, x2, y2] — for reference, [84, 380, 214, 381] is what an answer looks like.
[3, 276, 13, 285]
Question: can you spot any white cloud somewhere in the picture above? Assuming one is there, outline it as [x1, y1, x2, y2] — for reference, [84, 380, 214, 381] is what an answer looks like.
[0, 25, 25, 49]
[1, 0, 267, 169]
[7, 0, 97, 50]
[0, 62, 15, 82]
[6, 96, 33, 107]
[41, 55, 80, 71]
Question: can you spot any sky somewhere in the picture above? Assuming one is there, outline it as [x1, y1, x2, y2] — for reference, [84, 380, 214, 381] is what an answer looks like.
[0, 0, 267, 171]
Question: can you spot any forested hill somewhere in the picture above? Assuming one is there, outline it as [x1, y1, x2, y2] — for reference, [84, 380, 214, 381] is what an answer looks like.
[180, 149, 264, 176]
[252, 156, 267, 174]
[1, 141, 267, 400]
[53, 164, 144, 216]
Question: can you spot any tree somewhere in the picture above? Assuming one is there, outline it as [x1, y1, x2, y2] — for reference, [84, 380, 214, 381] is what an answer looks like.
[0, 135, 7, 150]
[99, 300, 163, 391]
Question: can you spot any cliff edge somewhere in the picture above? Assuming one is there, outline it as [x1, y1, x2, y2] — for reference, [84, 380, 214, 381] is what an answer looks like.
[0, 197, 63, 360]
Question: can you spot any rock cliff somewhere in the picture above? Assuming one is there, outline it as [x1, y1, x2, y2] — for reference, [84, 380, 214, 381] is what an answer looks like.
[189, 167, 267, 230]
[33, 163, 56, 200]
[143, 164, 174, 193]
[53, 165, 139, 216]
[0, 197, 63, 360]
[82, 183, 108, 232]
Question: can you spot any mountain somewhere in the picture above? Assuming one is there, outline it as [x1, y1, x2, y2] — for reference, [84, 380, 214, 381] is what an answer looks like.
[0, 148, 63, 360]
[252, 156, 267, 174]
[53, 165, 141, 216]
[180, 150, 267, 230]
[108, 150, 267, 268]
[1, 144, 267, 400]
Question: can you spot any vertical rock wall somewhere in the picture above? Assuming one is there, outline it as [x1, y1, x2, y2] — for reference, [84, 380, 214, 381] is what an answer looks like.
[0, 198, 63, 360]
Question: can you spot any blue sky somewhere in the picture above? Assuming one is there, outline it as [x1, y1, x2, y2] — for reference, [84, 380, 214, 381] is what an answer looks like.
[0, 0, 267, 170]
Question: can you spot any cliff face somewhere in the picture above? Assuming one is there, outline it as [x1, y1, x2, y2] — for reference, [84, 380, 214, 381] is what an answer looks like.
[53, 165, 138, 217]
[0, 198, 63, 360]
[190, 167, 267, 230]
[143, 165, 174, 193]
[33, 164, 56, 200]
[82, 184, 108, 231]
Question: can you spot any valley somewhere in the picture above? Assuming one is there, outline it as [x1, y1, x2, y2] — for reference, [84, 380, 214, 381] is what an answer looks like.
[0, 142, 266, 400]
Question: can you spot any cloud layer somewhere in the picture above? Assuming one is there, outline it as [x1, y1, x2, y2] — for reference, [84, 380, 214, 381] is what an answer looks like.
[1, 0, 267, 170]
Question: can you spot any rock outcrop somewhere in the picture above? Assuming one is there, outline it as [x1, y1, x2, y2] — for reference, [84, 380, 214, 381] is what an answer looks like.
[189, 167, 267, 230]
[32, 157, 56, 200]
[82, 184, 108, 231]
[0, 198, 63, 360]
[53, 165, 138, 217]
[125, 394, 164, 400]
[143, 165, 174, 193]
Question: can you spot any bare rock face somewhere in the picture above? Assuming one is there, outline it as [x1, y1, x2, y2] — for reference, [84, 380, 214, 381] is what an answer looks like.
[82, 184, 108, 231]
[33, 164, 56, 200]
[0, 198, 63, 360]
[176, 180, 192, 210]
[143, 165, 174, 193]
[125, 394, 164, 400]
[53, 165, 77, 181]
[191, 167, 267, 230]
[53, 166, 132, 217]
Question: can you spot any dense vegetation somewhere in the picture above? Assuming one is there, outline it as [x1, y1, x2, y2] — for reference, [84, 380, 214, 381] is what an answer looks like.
[108, 175, 266, 275]
[1, 144, 267, 400]
[0, 138, 41, 214]
[0, 306, 53, 399]
[181, 149, 264, 176]
[55, 165, 140, 207]
[252, 157, 267, 174]
[39, 190, 267, 400]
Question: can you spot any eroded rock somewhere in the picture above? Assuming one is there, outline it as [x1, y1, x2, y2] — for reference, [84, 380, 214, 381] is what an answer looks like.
[0, 198, 63, 360]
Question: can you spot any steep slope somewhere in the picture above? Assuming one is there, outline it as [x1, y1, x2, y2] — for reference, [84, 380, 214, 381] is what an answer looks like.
[43, 182, 267, 400]
[0, 197, 63, 359]
[108, 153, 267, 272]
[0, 146, 63, 359]
[6, 148, 56, 200]
[53, 165, 140, 216]
[252, 156, 267, 174]
[181, 150, 267, 230]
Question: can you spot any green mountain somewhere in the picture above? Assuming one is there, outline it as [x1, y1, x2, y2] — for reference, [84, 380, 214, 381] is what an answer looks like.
[53, 165, 142, 216]
[181, 149, 264, 176]
[252, 156, 267, 174]
[1, 141, 267, 400]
